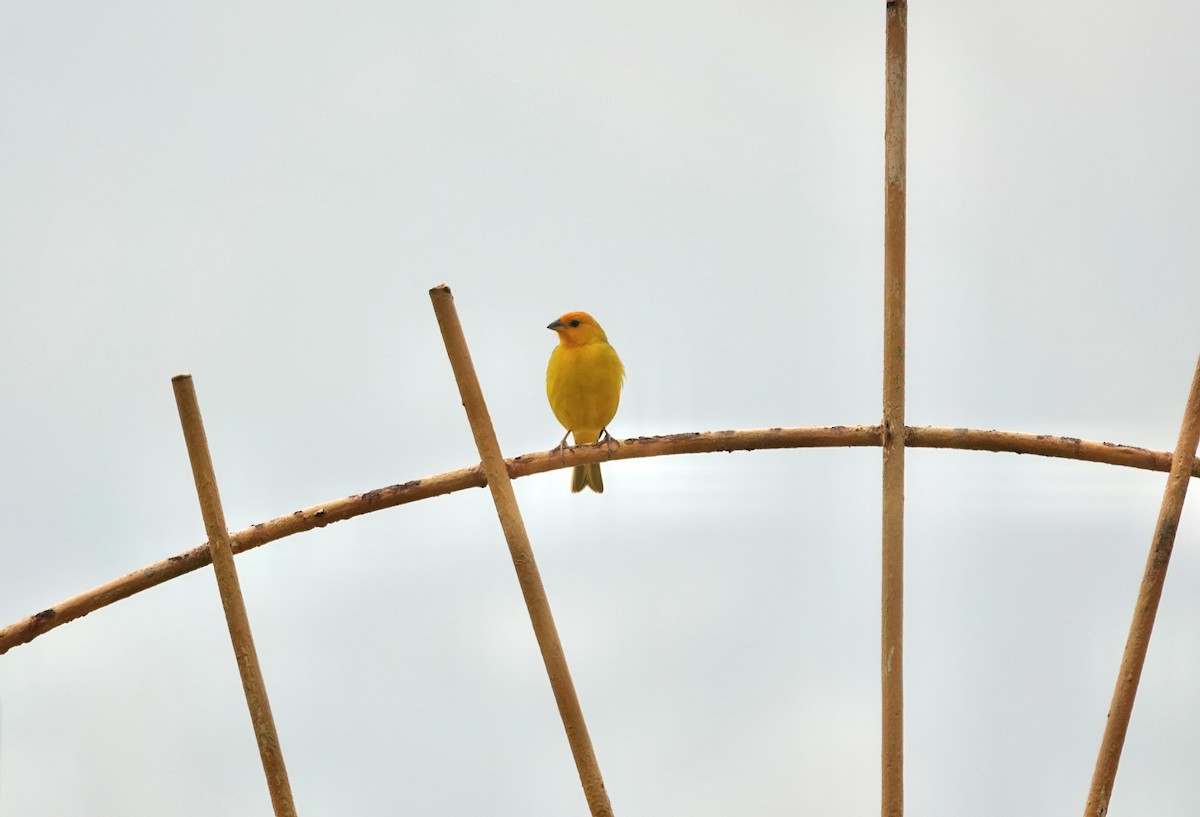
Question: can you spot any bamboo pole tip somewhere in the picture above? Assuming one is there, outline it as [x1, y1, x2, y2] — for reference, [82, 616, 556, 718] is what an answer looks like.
[171, 374, 193, 384]
[429, 284, 452, 297]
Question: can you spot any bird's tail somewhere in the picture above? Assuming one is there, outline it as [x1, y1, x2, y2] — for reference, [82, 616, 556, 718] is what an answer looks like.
[571, 462, 603, 493]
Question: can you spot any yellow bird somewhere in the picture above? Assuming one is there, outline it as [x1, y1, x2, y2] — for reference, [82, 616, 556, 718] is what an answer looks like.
[546, 311, 625, 493]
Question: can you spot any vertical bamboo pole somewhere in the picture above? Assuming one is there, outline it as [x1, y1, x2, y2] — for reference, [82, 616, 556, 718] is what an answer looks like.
[881, 2, 907, 816]
[428, 286, 614, 817]
[1083, 352, 1200, 817]
[172, 375, 298, 817]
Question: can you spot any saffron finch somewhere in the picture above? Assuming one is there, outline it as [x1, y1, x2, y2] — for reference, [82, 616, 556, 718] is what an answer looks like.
[546, 311, 624, 493]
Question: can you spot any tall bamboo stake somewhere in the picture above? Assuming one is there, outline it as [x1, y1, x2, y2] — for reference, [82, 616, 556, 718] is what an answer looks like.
[1084, 352, 1200, 817]
[428, 285, 613, 817]
[882, 1, 908, 815]
[172, 375, 298, 817]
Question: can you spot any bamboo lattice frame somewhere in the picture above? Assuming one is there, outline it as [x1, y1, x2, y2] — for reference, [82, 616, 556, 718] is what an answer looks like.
[4, 2, 1198, 815]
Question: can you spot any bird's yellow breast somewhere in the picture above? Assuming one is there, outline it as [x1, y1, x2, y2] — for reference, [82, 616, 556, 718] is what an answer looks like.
[546, 341, 624, 443]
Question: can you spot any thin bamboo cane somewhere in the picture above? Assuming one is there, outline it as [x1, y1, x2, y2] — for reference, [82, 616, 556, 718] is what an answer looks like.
[3, 425, 1198, 656]
[882, 1, 907, 815]
[428, 285, 613, 817]
[1083, 353, 1200, 817]
[172, 375, 297, 817]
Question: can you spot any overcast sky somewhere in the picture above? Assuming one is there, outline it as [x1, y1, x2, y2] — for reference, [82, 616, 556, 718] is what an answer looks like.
[3, 1, 1200, 815]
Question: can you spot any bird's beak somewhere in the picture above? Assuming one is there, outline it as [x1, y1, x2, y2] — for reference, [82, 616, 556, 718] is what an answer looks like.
[547, 319, 565, 330]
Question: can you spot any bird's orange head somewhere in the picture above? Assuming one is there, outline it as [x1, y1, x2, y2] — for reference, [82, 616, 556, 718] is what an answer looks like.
[547, 311, 608, 346]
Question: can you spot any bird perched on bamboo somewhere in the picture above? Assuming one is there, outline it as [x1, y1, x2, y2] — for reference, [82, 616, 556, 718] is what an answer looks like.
[546, 311, 624, 493]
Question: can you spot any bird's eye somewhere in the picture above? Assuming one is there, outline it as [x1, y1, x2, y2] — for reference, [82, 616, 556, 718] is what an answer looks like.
[569, 319, 580, 328]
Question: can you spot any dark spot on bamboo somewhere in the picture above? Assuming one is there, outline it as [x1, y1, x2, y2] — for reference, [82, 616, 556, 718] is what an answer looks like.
[34, 609, 55, 623]
[955, 428, 968, 434]
[831, 425, 845, 431]
[168, 555, 184, 563]
[1154, 522, 1178, 564]
[769, 427, 782, 433]
[314, 509, 326, 517]
[1063, 437, 1081, 445]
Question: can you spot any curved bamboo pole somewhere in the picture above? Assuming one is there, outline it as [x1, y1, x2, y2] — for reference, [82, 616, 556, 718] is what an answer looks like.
[2, 425, 1197, 656]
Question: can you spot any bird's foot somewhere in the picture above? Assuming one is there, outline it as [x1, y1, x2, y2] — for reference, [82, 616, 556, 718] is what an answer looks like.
[551, 431, 572, 464]
[600, 428, 621, 458]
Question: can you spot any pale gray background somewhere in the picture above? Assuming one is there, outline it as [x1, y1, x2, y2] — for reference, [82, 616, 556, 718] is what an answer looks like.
[2, 1, 1199, 815]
